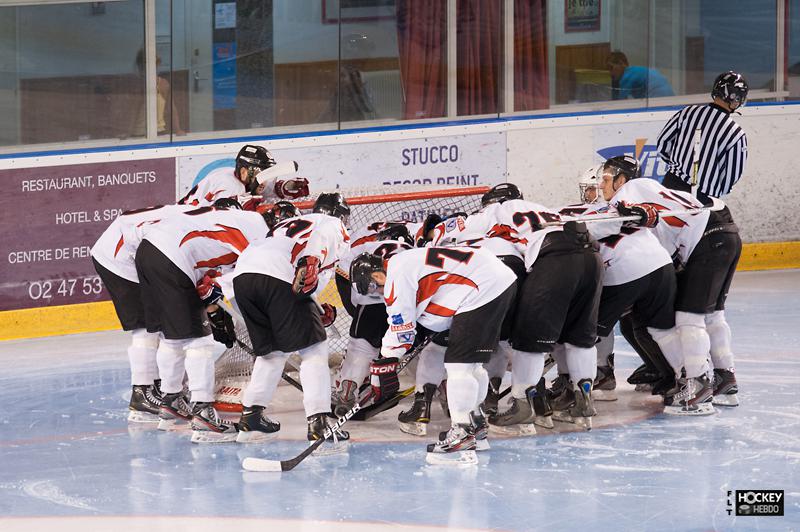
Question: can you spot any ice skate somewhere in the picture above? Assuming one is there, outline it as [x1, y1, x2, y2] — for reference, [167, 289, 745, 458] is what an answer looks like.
[551, 385, 576, 424]
[712, 368, 739, 407]
[307, 413, 350, 455]
[548, 373, 570, 401]
[531, 377, 554, 429]
[650, 374, 677, 397]
[191, 402, 238, 443]
[663, 375, 715, 416]
[157, 392, 193, 430]
[437, 381, 450, 418]
[628, 363, 661, 391]
[425, 424, 478, 466]
[594, 354, 617, 401]
[488, 389, 536, 436]
[397, 383, 436, 436]
[568, 379, 597, 430]
[128, 382, 163, 423]
[483, 377, 503, 417]
[236, 405, 280, 443]
[470, 409, 490, 451]
[333, 379, 358, 417]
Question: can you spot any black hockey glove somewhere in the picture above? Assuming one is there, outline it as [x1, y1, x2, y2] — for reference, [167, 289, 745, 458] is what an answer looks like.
[617, 202, 660, 228]
[369, 357, 400, 402]
[207, 307, 236, 348]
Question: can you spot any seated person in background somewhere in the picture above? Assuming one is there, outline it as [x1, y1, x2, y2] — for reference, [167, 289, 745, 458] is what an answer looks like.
[607, 51, 674, 100]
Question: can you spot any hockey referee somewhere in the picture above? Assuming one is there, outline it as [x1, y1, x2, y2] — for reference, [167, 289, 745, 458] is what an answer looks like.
[656, 71, 748, 206]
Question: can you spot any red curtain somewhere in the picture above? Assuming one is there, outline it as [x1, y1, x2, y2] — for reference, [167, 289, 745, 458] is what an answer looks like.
[396, 0, 447, 120]
[397, 0, 548, 118]
[456, 0, 501, 115]
[514, 0, 548, 111]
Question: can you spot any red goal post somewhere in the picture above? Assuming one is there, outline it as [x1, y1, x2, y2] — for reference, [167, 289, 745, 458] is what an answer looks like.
[214, 185, 491, 411]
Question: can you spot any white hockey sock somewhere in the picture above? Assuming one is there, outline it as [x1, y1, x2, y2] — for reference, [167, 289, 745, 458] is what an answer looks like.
[510, 349, 545, 399]
[444, 363, 480, 425]
[242, 354, 286, 408]
[184, 336, 217, 403]
[298, 341, 331, 417]
[674, 311, 711, 378]
[473, 364, 489, 409]
[415, 341, 446, 392]
[648, 326, 683, 377]
[128, 329, 160, 385]
[596, 334, 614, 366]
[565, 343, 597, 383]
[339, 337, 378, 385]
[155, 338, 188, 394]
[484, 341, 510, 380]
[706, 310, 735, 370]
[552, 343, 568, 375]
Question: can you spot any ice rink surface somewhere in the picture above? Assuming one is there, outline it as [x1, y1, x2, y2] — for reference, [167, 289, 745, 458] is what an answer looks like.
[1, 270, 798, 532]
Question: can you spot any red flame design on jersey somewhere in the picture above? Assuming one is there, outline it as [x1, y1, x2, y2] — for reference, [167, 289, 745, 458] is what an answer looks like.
[113, 235, 125, 257]
[351, 234, 378, 248]
[385, 283, 397, 306]
[179, 224, 250, 252]
[647, 203, 688, 228]
[486, 224, 529, 245]
[416, 272, 479, 317]
[195, 252, 239, 269]
[291, 241, 308, 264]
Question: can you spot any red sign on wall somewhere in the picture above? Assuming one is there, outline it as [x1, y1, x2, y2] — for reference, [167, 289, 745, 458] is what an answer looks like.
[0, 158, 175, 311]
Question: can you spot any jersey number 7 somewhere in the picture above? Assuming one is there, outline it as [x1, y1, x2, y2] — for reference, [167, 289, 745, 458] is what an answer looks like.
[425, 247, 474, 268]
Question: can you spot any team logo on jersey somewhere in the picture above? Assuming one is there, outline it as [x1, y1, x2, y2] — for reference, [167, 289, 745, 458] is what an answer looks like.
[390, 322, 414, 332]
[390, 314, 404, 325]
[444, 217, 464, 232]
[396, 332, 416, 344]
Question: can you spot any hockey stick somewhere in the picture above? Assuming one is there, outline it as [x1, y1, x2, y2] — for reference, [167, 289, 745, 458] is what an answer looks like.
[242, 336, 432, 473]
[542, 196, 724, 226]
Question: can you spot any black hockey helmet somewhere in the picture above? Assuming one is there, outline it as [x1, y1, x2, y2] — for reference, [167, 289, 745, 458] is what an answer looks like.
[213, 197, 242, 210]
[349, 252, 386, 295]
[711, 71, 749, 110]
[313, 192, 351, 224]
[263, 200, 300, 229]
[603, 155, 641, 182]
[376, 223, 414, 246]
[235, 145, 276, 192]
[481, 183, 523, 207]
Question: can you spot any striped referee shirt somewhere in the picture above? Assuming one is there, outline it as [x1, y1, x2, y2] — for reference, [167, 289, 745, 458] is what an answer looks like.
[656, 103, 747, 198]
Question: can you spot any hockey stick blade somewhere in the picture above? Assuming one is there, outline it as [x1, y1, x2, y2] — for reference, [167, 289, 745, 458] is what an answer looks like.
[353, 386, 415, 421]
[543, 196, 725, 226]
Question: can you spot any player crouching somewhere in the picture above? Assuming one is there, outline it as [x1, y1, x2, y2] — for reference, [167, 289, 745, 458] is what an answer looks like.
[350, 245, 516, 465]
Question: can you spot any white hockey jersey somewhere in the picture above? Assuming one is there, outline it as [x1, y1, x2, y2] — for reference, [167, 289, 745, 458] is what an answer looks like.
[339, 238, 413, 306]
[429, 214, 524, 259]
[179, 167, 246, 207]
[610, 179, 710, 265]
[142, 207, 268, 283]
[559, 203, 671, 286]
[232, 213, 350, 291]
[91, 204, 192, 282]
[380, 246, 516, 358]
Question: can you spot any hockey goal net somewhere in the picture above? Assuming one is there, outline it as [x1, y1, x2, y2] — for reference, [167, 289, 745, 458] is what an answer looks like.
[214, 185, 490, 411]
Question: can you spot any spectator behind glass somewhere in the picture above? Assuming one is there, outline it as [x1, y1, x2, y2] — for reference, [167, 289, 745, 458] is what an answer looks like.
[129, 49, 185, 137]
[607, 51, 674, 101]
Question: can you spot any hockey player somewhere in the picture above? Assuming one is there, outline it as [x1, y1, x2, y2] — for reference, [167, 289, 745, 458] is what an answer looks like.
[91, 203, 193, 422]
[179, 144, 309, 206]
[232, 193, 351, 445]
[598, 156, 742, 413]
[350, 244, 517, 464]
[333, 223, 415, 417]
[134, 203, 269, 441]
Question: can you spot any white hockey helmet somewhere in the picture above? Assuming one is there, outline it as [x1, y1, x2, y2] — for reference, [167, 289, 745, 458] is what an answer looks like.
[578, 165, 602, 204]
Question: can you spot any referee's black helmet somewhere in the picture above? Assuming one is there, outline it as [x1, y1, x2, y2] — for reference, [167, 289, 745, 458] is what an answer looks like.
[711, 71, 749, 110]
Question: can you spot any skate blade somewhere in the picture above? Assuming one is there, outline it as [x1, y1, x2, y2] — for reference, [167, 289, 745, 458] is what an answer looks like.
[128, 410, 160, 423]
[634, 383, 654, 392]
[488, 423, 536, 436]
[712, 394, 739, 407]
[191, 430, 238, 444]
[157, 418, 190, 431]
[533, 415, 554, 429]
[552, 411, 574, 424]
[398, 421, 427, 436]
[593, 389, 618, 402]
[310, 439, 350, 456]
[574, 416, 592, 431]
[663, 403, 716, 416]
[236, 430, 279, 444]
[475, 438, 490, 451]
[425, 449, 478, 466]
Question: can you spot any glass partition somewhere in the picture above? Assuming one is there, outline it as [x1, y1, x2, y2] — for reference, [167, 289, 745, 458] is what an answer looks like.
[0, 0, 795, 155]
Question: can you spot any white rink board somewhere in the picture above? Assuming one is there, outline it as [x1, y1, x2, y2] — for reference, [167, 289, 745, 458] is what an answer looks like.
[177, 132, 507, 198]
